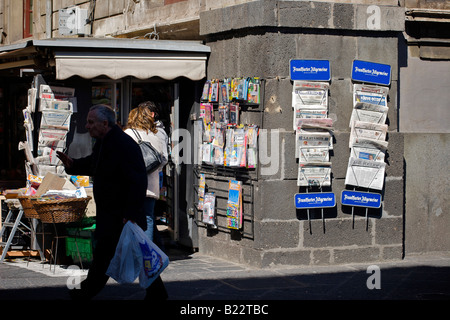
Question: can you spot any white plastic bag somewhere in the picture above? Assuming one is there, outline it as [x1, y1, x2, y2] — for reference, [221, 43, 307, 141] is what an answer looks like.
[106, 221, 169, 288]
[106, 221, 142, 284]
[132, 222, 170, 288]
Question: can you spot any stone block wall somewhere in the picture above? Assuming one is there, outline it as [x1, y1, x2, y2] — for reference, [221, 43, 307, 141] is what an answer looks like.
[198, 0, 406, 268]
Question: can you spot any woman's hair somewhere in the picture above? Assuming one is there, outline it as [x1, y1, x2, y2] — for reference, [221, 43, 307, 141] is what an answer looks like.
[90, 104, 116, 127]
[138, 101, 160, 120]
[126, 106, 158, 134]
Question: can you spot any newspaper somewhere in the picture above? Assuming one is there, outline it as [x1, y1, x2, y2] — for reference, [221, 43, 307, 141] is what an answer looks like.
[37, 164, 66, 177]
[297, 162, 332, 187]
[40, 99, 73, 112]
[28, 88, 37, 113]
[296, 131, 333, 158]
[353, 83, 388, 107]
[35, 146, 63, 166]
[39, 84, 75, 100]
[293, 107, 328, 130]
[40, 110, 72, 131]
[349, 102, 388, 127]
[292, 81, 329, 109]
[18, 141, 35, 165]
[350, 121, 388, 144]
[38, 129, 67, 149]
[292, 81, 329, 129]
[345, 157, 386, 190]
[39, 85, 75, 112]
[294, 117, 333, 132]
[298, 147, 330, 162]
[350, 138, 388, 162]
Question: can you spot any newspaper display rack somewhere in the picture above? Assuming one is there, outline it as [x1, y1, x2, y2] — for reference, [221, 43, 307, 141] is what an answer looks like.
[19, 78, 75, 179]
[344, 60, 391, 229]
[290, 59, 335, 233]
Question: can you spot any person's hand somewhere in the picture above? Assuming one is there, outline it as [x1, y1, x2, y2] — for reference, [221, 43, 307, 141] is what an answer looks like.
[56, 151, 74, 169]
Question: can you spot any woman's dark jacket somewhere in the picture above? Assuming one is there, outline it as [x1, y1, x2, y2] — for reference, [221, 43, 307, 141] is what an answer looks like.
[66, 125, 148, 239]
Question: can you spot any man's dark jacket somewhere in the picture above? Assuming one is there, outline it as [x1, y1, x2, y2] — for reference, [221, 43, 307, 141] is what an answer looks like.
[66, 125, 147, 239]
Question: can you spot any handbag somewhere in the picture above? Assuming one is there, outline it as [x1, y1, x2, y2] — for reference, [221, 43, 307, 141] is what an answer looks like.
[132, 129, 162, 173]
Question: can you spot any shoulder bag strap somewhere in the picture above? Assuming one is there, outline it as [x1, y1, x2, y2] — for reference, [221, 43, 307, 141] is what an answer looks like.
[132, 129, 143, 143]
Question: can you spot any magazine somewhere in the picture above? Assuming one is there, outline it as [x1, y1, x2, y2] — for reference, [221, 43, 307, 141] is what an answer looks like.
[233, 128, 247, 167]
[213, 146, 224, 165]
[218, 104, 229, 124]
[201, 143, 213, 164]
[247, 78, 261, 104]
[202, 192, 216, 226]
[211, 123, 225, 148]
[229, 103, 239, 125]
[209, 80, 219, 102]
[201, 80, 211, 101]
[231, 78, 241, 100]
[227, 180, 243, 230]
[197, 173, 205, 210]
[204, 103, 214, 124]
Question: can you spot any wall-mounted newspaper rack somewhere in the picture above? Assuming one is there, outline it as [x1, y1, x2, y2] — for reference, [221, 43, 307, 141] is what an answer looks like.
[291, 60, 335, 233]
[344, 60, 391, 229]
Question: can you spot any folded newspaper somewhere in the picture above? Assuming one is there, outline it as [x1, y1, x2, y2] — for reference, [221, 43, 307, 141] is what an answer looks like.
[345, 157, 386, 190]
[349, 102, 388, 127]
[350, 138, 388, 162]
[295, 131, 333, 159]
[292, 81, 329, 109]
[295, 118, 334, 133]
[350, 121, 388, 144]
[297, 162, 332, 187]
[353, 84, 388, 107]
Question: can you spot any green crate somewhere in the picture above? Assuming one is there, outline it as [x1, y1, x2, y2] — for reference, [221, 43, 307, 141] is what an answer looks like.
[66, 237, 93, 262]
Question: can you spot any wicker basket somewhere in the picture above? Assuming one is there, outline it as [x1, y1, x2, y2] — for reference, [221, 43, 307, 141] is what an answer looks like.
[32, 196, 92, 223]
[17, 196, 40, 219]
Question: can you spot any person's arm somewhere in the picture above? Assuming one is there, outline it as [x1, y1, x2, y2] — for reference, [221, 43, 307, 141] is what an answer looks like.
[56, 151, 94, 176]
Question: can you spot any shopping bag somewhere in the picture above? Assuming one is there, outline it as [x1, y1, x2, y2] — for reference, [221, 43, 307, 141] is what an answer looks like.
[106, 222, 142, 284]
[106, 221, 169, 288]
[127, 222, 170, 288]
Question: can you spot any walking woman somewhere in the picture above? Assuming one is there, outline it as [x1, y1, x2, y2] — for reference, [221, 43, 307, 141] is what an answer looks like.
[124, 105, 169, 300]
[124, 105, 168, 245]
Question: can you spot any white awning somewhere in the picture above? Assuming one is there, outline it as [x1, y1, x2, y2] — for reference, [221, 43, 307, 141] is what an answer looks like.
[55, 51, 207, 81]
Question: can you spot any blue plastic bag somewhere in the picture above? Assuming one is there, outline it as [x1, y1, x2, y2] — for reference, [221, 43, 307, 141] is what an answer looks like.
[106, 221, 169, 288]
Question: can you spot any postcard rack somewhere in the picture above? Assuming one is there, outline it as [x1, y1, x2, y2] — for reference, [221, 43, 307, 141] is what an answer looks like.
[193, 166, 255, 239]
[193, 78, 265, 239]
